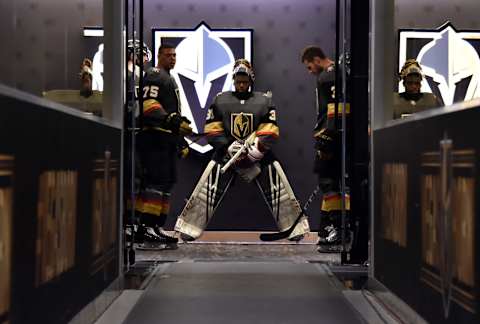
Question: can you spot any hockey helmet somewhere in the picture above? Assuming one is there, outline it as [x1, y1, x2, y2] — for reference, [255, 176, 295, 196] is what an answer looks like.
[233, 59, 255, 82]
[127, 39, 152, 63]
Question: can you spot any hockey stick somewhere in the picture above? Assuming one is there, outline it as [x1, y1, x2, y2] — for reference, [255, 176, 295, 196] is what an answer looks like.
[188, 132, 208, 139]
[259, 185, 321, 241]
[181, 132, 209, 149]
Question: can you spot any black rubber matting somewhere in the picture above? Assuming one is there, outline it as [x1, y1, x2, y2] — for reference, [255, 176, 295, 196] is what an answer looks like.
[124, 262, 364, 324]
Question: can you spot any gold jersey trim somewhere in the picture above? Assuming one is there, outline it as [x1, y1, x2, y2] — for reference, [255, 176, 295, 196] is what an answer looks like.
[204, 121, 224, 134]
[256, 123, 279, 137]
[321, 193, 351, 212]
[327, 103, 351, 117]
[144, 99, 163, 114]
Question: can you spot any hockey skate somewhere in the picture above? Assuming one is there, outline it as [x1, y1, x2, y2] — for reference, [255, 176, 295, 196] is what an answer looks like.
[316, 225, 352, 253]
[153, 225, 179, 244]
[136, 225, 178, 250]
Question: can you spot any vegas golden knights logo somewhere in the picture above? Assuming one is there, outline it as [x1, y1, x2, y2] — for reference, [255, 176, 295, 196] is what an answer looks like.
[231, 112, 253, 140]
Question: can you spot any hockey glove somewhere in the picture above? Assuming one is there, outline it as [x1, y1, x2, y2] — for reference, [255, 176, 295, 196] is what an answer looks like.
[227, 140, 244, 157]
[178, 147, 189, 159]
[246, 137, 265, 162]
[166, 113, 193, 136]
[314, 128, 339, 160]
[177, 139, 189, 159]
[226, 140, 252, 168]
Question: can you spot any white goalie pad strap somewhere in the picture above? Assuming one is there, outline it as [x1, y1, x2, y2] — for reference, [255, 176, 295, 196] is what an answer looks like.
[288, 217, 310, 239]
[174, 160, 227, 239]
[174, 218, 204, 239]
[268, 161, 310, 238]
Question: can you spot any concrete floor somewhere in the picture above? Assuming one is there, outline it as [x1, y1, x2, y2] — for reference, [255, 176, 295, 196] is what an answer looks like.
[124, 261, 364, 324]
[95, 243, 387, 324]
[134, 241, 340, 264]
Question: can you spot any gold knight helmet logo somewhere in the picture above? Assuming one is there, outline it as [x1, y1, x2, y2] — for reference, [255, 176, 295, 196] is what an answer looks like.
[231, 112, 253, 140]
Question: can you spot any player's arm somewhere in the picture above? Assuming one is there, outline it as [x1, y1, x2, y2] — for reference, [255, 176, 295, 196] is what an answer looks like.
[243, 95, 279, 163]
[142, 80, 191, 135]
[204, 97, 228, 150]
[255, 95, 279, 151]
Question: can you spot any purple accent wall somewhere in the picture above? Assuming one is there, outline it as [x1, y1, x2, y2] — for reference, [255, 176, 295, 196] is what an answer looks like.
[140, 0, 337, 230]
[0, 0, 103, 94]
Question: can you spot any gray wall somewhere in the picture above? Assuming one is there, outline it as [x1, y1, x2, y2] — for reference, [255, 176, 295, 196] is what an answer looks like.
[395, 0, 480, 30]
[0, 0, 103, 94]
[392, 0, 480, 94]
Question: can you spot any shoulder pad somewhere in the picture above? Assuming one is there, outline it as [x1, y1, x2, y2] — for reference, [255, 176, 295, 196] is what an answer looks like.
[145, 67, 161, 74]
[263, 91, 272, 98]
[216, 91, 233, 99]
[145, 67, 170, 84]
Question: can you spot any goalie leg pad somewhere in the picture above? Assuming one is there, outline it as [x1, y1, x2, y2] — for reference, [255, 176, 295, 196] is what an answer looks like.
[174, 161, 233, 239]
[257, 161, 310, 239]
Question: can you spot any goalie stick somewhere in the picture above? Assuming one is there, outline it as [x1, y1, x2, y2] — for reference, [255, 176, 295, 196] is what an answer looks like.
[220, 132, 257, 173]
[259, 185, 320, 241]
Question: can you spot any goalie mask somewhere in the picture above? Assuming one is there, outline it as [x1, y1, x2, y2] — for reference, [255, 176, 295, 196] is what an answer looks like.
[127, 39, 152, 64]
[399, 59, 425, 95]
[233, 59, 255, 82]
[399, 59, 424, 81]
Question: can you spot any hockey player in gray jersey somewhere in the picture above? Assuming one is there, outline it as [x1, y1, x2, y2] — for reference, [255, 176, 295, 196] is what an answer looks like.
[301, 45, 351, 250]
[174, 59, 310, 241]
[393, 59, 441, 119]
[133, 43, 193, 247]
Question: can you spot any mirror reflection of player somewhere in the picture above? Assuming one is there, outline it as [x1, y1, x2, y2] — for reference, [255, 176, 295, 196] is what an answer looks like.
[91, 44, 104, 91]
[79, 43, 105, 96]
[393, 59, 441, 119]
[79, 58, 93, 98]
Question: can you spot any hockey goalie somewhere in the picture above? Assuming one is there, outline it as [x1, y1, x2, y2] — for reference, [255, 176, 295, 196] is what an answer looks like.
[174, 59, 310, 242]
